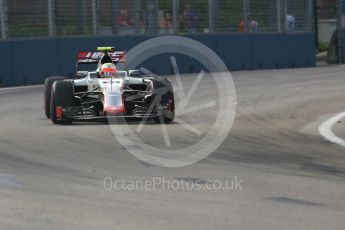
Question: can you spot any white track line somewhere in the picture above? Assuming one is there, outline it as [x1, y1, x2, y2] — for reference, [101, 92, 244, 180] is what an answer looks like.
[319, 111, 345, 148]
[0, 85, 42, 91]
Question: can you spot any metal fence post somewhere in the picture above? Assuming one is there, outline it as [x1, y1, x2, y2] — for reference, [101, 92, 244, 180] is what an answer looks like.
[48, 0, 56, 36]
[172, 0, 179, 33]
[277, 0, 281, 32]
[208, 0, 217, 33]
[146, 0, 158, 34]
[307, 0, 313, 32]
[337, 0, 344, 63]
[0, 0, 8, 39]
[92, 0, 99, 35]
[111, 0, 117, 34]
[243, 0, 249, 32]
[133, 0, 141, 34]
[283, 0, 287, 32]
[313, 0, 318, 48]
[79, 0, 87, 34]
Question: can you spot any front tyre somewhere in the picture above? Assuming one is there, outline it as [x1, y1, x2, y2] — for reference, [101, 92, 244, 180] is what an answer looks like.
[153, 78, 175, 124]
[44, 76, 66, 118]
[50, 80, 74, 124]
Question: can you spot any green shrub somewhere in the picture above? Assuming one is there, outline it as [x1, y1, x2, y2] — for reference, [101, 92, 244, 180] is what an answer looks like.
[318, 42, 329, 53]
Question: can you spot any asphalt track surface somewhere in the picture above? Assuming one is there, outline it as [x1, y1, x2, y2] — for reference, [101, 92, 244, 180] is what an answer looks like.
[1, 66, 345, 230]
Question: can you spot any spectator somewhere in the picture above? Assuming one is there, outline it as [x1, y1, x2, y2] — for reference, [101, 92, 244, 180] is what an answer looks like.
[181, 4, 197, 33]
[238, 19, 245, 32]
[117, 9, 130, 27]
[159, 10, 165, 30]
[164, 11, 173, 33]
[159, 10, 172, 34]
[248, 16, 258, 32]
[286, 14, 295, 32]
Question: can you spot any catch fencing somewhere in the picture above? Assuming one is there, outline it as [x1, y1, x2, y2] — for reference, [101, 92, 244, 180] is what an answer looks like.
[0, 0, 313, 39]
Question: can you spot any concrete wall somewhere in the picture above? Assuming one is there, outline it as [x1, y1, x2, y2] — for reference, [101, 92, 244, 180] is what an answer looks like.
[0, 33, 315, 86]
[318, 19, 336, 44]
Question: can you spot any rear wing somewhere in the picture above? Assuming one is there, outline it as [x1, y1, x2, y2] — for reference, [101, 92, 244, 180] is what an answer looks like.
[77, 50, 126, 64]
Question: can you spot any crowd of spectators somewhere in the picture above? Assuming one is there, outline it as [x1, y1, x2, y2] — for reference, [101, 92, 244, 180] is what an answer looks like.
[237, 17, 258, 32]
[114, 4, 199, 34]
[114, 6, 295, 34]
[237, 15, 295, 32]
[159, 4, 198, 34]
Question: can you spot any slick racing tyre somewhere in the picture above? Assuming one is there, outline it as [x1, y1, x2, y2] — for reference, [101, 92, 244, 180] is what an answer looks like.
[152, 77, 175, 124]
[50, 80, 74, 124]
[44, 76, 66, 118]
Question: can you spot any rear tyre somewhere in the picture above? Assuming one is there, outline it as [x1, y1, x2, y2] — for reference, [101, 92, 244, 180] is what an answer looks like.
[152, 77, 175, 124]
[44, 76, 66, 118]
[50, 80, 74, 124]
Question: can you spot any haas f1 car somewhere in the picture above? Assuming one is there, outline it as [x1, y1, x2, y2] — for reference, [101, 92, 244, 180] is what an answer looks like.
[44, 47, 175, 124]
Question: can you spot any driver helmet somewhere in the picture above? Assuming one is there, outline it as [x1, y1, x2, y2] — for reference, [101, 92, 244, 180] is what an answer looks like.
[99, 63, 117, 78]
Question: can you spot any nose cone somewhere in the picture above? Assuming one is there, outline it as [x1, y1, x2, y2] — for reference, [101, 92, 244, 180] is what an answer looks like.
[101, 78, 125, 116]
[104, 106, 125, 116]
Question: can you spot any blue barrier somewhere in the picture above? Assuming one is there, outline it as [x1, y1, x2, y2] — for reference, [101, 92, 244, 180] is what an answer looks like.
[0, 33, 315, 86]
